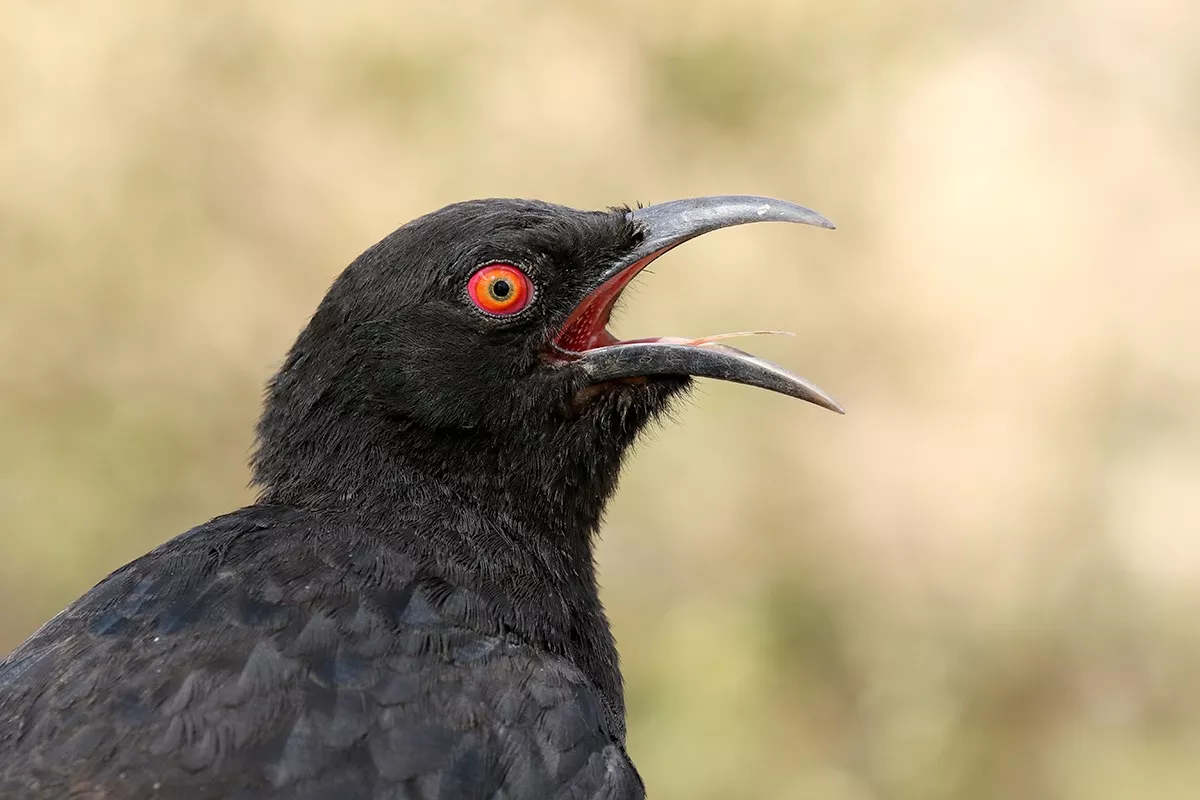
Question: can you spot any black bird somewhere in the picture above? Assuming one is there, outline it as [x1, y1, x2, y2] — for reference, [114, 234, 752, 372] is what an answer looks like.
[0, 196, 839, 799]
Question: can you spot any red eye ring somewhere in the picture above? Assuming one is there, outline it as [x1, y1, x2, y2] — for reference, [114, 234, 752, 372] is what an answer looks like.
[467, 264, 533, 316]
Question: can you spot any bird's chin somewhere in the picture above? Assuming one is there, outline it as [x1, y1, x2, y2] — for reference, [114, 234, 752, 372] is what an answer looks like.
[565, 373, 690, 418]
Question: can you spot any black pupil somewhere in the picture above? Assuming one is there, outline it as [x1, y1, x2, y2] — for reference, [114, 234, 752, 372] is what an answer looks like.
[490, 279, 512, 300]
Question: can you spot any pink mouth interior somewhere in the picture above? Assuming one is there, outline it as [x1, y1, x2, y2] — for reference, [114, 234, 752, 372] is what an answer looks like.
[552, 251, 664, 354]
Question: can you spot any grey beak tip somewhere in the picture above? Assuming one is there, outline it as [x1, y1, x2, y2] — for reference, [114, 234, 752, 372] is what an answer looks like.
[806, 388, 845, 415]
[787, 206, 835, 230]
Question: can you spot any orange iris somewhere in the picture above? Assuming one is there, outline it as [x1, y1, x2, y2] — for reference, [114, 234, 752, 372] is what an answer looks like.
[467, 264, 533, 316]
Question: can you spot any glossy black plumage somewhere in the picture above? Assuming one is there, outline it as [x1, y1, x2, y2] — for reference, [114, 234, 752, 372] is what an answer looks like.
[0, 508, 639, 798]
[0, 196, 836, 799]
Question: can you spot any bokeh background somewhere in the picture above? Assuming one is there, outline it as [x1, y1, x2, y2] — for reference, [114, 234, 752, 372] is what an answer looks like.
[2, 2, 1198, 797]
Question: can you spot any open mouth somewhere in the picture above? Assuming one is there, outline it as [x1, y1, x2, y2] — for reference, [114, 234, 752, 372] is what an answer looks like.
[552, 249, 669, 354]
[547, 195, 844, 414]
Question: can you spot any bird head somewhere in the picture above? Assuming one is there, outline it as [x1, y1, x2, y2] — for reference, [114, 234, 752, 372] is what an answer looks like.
[253, 196, 838, 513]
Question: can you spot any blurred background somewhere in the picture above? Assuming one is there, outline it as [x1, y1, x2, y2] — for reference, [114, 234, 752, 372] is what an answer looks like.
[2, 1, 1198, 797]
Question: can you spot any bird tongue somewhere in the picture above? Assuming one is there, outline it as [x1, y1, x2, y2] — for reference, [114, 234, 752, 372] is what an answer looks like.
[551, 249, 803, 353]
[622, 330, 796, 347]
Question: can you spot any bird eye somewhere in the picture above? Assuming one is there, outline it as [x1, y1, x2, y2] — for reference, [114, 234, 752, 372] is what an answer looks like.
[467, 264, 533, 316]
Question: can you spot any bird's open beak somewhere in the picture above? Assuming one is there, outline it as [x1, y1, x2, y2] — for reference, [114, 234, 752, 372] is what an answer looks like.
[551, 195, 844, 414]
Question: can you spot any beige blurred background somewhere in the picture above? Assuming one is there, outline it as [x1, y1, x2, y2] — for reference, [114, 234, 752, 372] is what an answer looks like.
[2, 1, 1198, 798]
